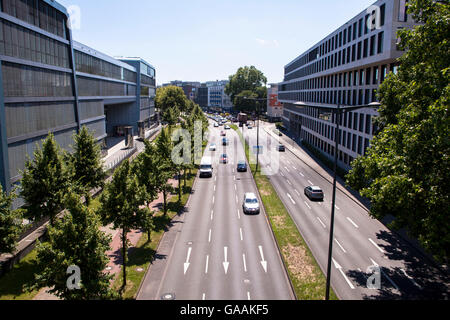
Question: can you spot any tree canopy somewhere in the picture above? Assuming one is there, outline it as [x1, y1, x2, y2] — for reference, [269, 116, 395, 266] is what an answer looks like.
[0, 186, 23, 254]
[346, 0, 450, 262]
[156, 86, 186, 124]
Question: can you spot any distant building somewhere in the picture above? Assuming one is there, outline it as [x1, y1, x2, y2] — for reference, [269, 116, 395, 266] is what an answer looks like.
[206, 80, 233, 113]
[267, 84, 283, 122]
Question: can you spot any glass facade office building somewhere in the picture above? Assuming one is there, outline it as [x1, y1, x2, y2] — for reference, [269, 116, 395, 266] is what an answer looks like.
[0, 0, 156, 192]
[278, 0, 417, 171]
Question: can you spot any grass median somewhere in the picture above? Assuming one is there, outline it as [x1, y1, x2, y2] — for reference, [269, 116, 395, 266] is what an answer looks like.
[231, 124, 338, 300]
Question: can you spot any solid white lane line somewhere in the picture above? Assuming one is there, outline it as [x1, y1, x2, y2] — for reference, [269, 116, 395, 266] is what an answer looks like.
[304, 201, 312, 210]
[334, 238, 347, 253]
[208, 229, 212, 243]
[240, 228, 243, 241]
[287, 193, 296, 205]
[205, 255, 209, 274]
[317, 217, 326, 229]
[401, 269, 422, 289]
[369, 238, 385, 254]
[347, 217, 359, 228]
[370, 258, 399, 291]
[308, 180, 313, 185]
[333, 258, 355, 289]
[243, 254, 247, 272]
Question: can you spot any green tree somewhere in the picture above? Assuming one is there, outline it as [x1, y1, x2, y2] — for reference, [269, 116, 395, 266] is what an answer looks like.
[0, 187, 23, 254]
[132, 140, 159, 240]
[225, 66, 267, 112]
[98, 160, 149, 288]
[31, 191, 114, 300]
[155, 128, 175, 215]
[346, 0, 450, 262]
[156, 86, 186, 126]
[68, 126, 106, 206]
[20, 133, 69, 226]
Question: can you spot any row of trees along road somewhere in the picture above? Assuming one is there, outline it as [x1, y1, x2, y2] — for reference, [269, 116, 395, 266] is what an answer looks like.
[1, 86, 208, 298]
[346, 0, 449, 263]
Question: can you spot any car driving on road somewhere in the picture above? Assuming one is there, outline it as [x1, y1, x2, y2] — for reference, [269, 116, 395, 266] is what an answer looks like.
[237, 161, 247, 172]
[209, 143, 216, 151]
[243, 193, 260, 215]
[304, 186, 324, 201]
[222, 138, 229, 146]
[278, 144, 286, 152]
[220, 154, 228, 164]
[221, 130, 226, 136]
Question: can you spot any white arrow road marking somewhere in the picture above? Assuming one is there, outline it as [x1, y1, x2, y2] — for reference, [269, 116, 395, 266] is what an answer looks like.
[317, 217, 326, 229]
[332, 258, 355, 289]
[400, 269, 422, 290]
[287, 193, 296, 205]
[184, 247, 192, 275]
[223, 247, 230, 274]
[205, 255, 209, 274]
[304, 201, 312, 210]
[347, 217, 359, 228]
[334, 238, 347, 253]
[369, 238, 385, 254]
[259, 246, 268, 273]
[243, 254, 247, 272]
[370, 258, 399, 291]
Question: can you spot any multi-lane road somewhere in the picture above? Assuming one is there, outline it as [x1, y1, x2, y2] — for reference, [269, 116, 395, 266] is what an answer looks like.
[244, 120, 449, 300]
[138, 120, 294, 300]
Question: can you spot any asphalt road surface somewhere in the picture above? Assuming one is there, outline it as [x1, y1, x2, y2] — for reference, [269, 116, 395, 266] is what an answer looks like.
[244, 121, 449, 300]
[139, 121, 295, 300]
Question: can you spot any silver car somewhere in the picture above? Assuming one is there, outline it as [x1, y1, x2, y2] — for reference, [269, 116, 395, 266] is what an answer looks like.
[243, 193, 260, 215]
[304, 186, 324, 201]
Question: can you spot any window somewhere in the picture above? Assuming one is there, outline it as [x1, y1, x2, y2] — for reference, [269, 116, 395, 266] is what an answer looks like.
[358, 136, 363, 155]
[380, 4, 386, 26]
[377, 32, 384, 54]
[365, 115, 371, 134]
[352, 44, 356, 61]
[363, 38, 369, 58]
[370, 35, 376, 56]
[358, 18, 363, 37]
[381, 65, 388, 82]
[357, 42, 362, 60]
[373, 66, 379, 84]
[366, 68, 371, 85]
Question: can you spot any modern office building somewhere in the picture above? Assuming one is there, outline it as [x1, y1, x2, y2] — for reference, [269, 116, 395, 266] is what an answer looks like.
[195, 85, 209, 110]
[267, 83, 283, 122]
[207, 80, 233, 113]
[0, 0, 156, 192]
[278, 0, 417, 171]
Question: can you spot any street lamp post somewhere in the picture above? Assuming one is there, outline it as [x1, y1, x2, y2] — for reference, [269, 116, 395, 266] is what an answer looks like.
[243, 97, 267, 174]
[294, 101, 380, 300]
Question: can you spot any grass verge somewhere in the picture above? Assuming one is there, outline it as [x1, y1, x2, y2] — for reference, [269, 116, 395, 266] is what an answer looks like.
[232, 125, 338, 300]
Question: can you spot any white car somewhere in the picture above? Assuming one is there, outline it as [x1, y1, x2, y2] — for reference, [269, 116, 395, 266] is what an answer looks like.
[224, 125, 230, 130]
[243, 193, 260, 215]
[209, 143, 217, 151]
[214, 123, 219, 127]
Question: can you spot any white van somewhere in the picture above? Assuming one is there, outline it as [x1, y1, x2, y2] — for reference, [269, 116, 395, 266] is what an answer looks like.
[200, 156, 213, 178]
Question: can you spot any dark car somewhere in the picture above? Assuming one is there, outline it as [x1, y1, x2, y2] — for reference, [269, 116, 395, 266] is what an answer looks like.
[220, 154, 228, 164]
[304, 186, 324, 201]
[222, 138, 229, 146]
[278, 144, 286, 152]
[237, 161, 247, 172]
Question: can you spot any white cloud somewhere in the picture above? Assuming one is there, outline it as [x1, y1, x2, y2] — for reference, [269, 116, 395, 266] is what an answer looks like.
[256, 38, 280, 48]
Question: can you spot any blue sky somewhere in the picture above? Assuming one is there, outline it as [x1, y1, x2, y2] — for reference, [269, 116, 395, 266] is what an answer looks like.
[58, 0, 375, 85]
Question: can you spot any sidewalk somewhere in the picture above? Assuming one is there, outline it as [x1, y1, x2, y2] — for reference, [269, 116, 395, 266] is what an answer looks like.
[0, 125, 162, 278]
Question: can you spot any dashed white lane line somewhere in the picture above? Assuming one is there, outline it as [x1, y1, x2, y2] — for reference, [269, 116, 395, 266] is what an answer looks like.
[347, 217, 359, 228]
[284, 166, 290, 173]
[308, 180, 314, 185]
[214, 185, 216, 191]
[236, 195, 239, 203]
[208, 229, 212, 243]
[368, 238, 385, 254]
[235, 184, 237, 191]
[299, 172, 305, 177]
[317, 217, 326, 229]
[247, 292, 251, 300]
[212, 196, 215, 204]
[240, 228, 243, 241]
[211, 210, 214, 220]
[292, 166, 297, 170]
[304, 201, 312, 210]
[334, 238, 347, 253]
[287, 193, 296, 205]
[295, 189, 300, 196]
[237, 209, 241, 220]
[287, 179, 292, 186]
[280, 172, 285, 177]
[243, 254, 247, 272]
[202, 293, 206, 300]
[205, 255, 209, 274]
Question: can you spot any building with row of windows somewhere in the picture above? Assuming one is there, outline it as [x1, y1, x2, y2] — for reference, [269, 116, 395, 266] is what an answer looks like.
[278, 0, 417, 171]
[0, 0, 156, 192]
